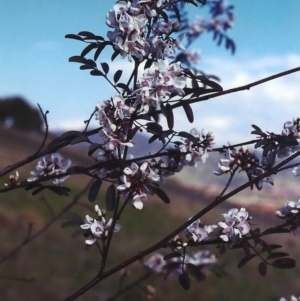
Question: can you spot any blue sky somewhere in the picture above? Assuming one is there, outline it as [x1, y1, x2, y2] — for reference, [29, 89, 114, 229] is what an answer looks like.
[0, 0, 300, 144]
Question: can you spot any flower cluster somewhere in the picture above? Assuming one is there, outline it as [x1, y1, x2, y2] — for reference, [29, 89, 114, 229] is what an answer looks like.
[143, 249, 216, 275]
[81, 205, 121, 245]
[277, 119, 300, 158]
[132, 60, 186, 112]
[218, 208, 250, 242]
[27, 152, 71, 185]
[106, 0, 184, 62]
[185, 219, 217, 243]
[117, 161, 160, 209]
[214, 145, 273, 190]
[185, 207, 251, 244]
[187, 0, 234, 42]
[276, 198, 300, 233]
[180, 128, 216, 167]
[95, 97, 134, 177]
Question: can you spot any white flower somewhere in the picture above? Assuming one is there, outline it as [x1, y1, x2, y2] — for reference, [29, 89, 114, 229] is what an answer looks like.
[186, 219, 216, 243]
[27, 152, 71, 185]
[219, 208, 251, 242]
[117, 161, 160, 210]
[80, 206, 121, 245]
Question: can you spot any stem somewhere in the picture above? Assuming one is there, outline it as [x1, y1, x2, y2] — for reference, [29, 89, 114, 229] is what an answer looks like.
[171, 66, 300, 110]
[64, 149, 300, 300]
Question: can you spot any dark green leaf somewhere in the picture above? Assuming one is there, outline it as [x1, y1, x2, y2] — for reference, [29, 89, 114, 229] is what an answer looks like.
[101, 62, 109, 74]
[116, 83, 131, 94]
[88, 179, 102, 202]
[258, 239, 272, 255]
[144, 59, 153, 69]
[178, 273, 190, 290]
[71, 228, 89, 238]
[61, 219, 82, 229]
[271, 258, 296, 269]
[192, 78, 198, 89]
[69, 56, 87, 64]
[173, 4, 180, 22]
[147, 122, 163, 135]
[81, 43, 96, 57]
[163, 252, 182, 260]
[111, 49, 121, 61]
[251, 124, 262, 133]
[183, 68, 194, 77]
[71, 134, 89, 145]
[183, 0, 198, 7]
[46, 186, 70, 196]
[258, 261, 267, 276]
[61, 212, 83, 222]
[80, 65, 95, 70]
[186, 263, 205, 280]
[154, 187, 170, 204]
[161, 103, 168, 118]
[267, 252, 289, 260]
[67, 166, 88, 175]
[88, 143, 101, 156]
[166, 103, 174, 130]
[106, 184, 116, 211]
[196, 76, 222, 91]
[237, 254, 256, 268]
[85, 59, 97, 67]
[61, 130, 83, 139]
[65, 34, 83, 41]
[177, 131, 198, 143]
[113, 70, 123, 83]
[90, 69, 104, 76]
[261, 228, 290, 235]
[183, 103, 194, 123]
[32, 186, 45, 196]
[262, 244, 282, 252]
[128, 126, 140, 140]
[160, 10, 168, 22]
[148, 135, 159, 144]
[254, 139, 265, 148]
[94, 45, 105, 61]
[78, 31, 95, 37]
[242, 242, 251, 259]
[268, 148, 277, 166]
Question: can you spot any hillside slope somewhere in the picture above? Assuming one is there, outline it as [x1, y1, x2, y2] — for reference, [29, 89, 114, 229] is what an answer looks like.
[1, 125, 300, 301]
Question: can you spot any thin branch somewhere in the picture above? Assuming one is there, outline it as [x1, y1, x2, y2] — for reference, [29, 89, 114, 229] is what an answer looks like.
[171, 66, 300, 110]
[0, 127, 101, 178]
[31, 104, 49, 157]
[64, 148, 300, 300]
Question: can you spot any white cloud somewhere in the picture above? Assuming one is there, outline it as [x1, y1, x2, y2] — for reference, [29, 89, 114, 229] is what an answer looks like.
[191, 53, 300, 144]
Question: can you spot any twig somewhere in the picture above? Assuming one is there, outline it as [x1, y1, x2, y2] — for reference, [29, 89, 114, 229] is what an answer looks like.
[172, 66, 300, 110]
[31, 104, 49, 157]
[64, 148, 300, 300]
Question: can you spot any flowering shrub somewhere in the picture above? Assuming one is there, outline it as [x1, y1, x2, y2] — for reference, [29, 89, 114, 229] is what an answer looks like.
[1, 0, 300, 300]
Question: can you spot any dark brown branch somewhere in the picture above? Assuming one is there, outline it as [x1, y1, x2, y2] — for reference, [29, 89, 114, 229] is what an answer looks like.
[171, 66, 300, 110]
[64, 149, 300, 301]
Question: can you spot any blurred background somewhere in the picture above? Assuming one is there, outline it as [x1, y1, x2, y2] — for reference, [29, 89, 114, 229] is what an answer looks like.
[1, 0, 300, 300]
